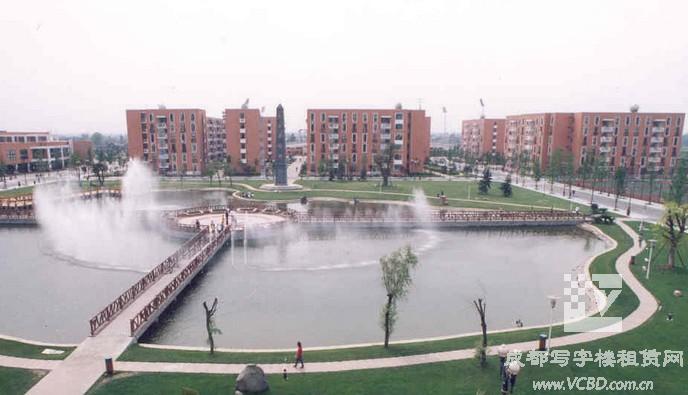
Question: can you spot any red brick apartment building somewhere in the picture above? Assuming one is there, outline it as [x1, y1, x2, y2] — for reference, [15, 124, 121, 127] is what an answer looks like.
[224, 108, 276, 175]
[0, 131, 78, 172]
[460, 118, 505, 160]
[462, 111, 684, 176]
[305, 108, 430, 176]
[126, 108, 209, 175]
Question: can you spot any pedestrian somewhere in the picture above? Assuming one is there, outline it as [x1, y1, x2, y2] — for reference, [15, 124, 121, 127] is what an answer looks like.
[293, 341, 304, 368]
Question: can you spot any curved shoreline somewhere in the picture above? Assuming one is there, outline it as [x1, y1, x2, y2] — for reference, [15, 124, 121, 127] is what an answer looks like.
[0, 221, 614, 353]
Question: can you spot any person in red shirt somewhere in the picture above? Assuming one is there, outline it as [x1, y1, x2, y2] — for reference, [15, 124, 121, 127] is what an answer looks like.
[293, 341, 304, 368]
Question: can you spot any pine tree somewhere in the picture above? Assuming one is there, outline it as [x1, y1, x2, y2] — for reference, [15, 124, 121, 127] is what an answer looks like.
[500, 174, 513, 197]
[478, 168, 492, 195]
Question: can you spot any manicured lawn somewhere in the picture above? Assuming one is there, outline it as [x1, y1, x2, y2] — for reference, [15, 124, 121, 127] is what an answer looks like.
[119, 223, 632, 365]
[0, 366, 47, 395]
[159, 178, 582, 211]
[87, 222, 688, 394]
[0, 338, 73, 360]
[0, 186, 35, 198]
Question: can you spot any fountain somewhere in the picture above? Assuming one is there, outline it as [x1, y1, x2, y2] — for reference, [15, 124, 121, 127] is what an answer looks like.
[33, 159, 170, 271]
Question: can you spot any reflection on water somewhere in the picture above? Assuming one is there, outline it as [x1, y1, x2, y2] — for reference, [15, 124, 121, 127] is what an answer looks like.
[0, 189, 607, 347]
[142, 224, 606, 348]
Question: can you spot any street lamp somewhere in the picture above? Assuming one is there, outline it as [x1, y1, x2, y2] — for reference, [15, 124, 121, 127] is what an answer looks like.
[547, 295, 559, 352]
[645, 239, 657, 280]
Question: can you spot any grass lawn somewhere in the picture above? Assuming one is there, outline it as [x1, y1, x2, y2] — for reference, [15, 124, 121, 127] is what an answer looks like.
[0, 367, 47, 395]
[159, 178, 582, 211]
[87, 222, 688, 394]
[118, 223, 633, 365]
[0, 186, 35, 198]
[0, 338, 73, 360]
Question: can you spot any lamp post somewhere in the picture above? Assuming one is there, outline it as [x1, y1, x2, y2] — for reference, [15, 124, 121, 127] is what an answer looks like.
[547, 296, 558, 352]
[646, 239, 657, 280]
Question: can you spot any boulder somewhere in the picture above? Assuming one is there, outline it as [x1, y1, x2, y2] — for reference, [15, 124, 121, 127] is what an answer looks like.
[235, 364, 269, 393]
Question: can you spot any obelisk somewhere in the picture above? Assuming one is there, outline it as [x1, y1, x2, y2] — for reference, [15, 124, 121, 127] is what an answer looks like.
[274, 104, 287, 186]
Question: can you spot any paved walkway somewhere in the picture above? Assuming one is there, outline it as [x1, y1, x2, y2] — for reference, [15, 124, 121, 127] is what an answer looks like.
[7, 219, 654, 380]
[112, 220, 657, 375]
[4, 219, 658, 393]
[24, 232, 225, 395]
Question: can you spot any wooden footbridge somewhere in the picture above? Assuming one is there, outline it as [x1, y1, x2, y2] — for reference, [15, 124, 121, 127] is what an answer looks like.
[25, 203, 587, 394]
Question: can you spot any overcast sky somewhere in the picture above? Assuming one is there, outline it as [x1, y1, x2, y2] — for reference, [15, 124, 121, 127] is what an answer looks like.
[1, 0, 686, 135]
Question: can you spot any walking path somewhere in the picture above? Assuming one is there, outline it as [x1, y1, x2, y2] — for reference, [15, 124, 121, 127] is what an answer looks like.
[23, 230, 229, 395]
[6, 219, 657, 391]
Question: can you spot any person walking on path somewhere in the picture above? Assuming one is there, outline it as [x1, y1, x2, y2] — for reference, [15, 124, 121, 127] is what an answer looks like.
[293, 341, 304, 368]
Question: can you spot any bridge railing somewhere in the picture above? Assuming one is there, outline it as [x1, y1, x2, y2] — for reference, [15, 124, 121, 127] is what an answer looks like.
[88, 228, 210, 336]
[129, 226, 231, 337]
[290, 210, 585, 224]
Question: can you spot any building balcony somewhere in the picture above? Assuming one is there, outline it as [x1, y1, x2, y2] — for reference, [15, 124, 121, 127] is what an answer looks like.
[651, 127, 665, 134]
[649, 147, 662, 154]
[648, 157, 662, 163]
[600, 136, 613, 143]
[328, 123, 339, 129]
[393, 159, 403, 165]
[601, 126, 615, 134]
[599, 146, 611, 153]
[650, 137, 664, 144]
[330, 144, 339, 150]
[240, 148, 247, 154]
[240, 138, 246, 144]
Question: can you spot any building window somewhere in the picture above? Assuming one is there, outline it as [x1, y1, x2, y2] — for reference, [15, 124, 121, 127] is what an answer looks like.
[352, 112, 358, 123]
[170, 113, 174, 122]
[140, 112, 146, 122]
[320, 113, 326, 122]
[191, 113, 196, 122]
[180, 112, 185, 122]
[8, 150, 16, 161]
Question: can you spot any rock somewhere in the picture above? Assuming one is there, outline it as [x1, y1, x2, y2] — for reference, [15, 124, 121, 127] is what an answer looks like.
[235, 364, 269, 393]
[674, 289, 683, 297]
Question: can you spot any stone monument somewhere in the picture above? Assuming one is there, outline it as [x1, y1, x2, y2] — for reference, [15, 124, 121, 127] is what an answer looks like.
[274, 104, 287, 186]
[260, 104, 302, 191]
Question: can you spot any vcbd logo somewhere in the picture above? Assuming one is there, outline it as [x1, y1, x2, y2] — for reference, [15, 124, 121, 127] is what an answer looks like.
[563, 273, 622, 333]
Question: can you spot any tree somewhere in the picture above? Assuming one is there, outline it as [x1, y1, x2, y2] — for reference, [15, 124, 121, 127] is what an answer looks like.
[647, 169, 657, 204]
[590, 156, 606, 205]
[517, 151, 530, 185]
[359, 154, 368, 180]
[223, 159, 233, 187]
[500, 174, 513, 197]
[179, 163, 188, 185]
[317, 159, 329, 177]
[547, 149, 564, 194]
[613, 167, 627, 210]
[668, 159, 688, 204]
[578, 151, 593, 193]
[473, 298, 488, 367]
[205, 161, 223, 184]
[562, 151, 576, 198]
[532, 162, 542, 190]
[202, 298, 222, 354]
[92, 162, 107, 187]
[375, 142, 395, 187]
[478, 168, 492, 195]
[90, 132, 105, 148]
[0, 159, 6, 188]
[380, 246, 419, 348]
[659, 203, 688, 270]
[69, 153, 82, 184]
